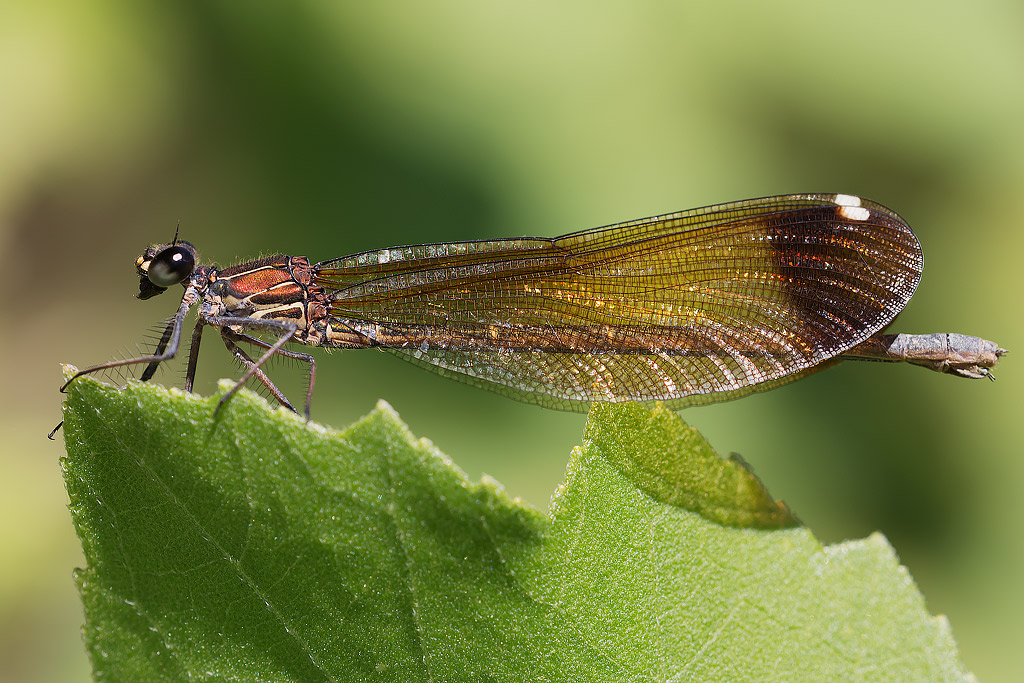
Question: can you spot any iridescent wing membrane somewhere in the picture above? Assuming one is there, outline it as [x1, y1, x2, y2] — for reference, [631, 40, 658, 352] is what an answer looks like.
[314, 194, 923, 411]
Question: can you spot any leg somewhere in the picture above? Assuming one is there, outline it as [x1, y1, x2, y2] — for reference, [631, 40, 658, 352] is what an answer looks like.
[61, 291, 196, 393]
[229, 331, 317, 418]
[140, 318, 176, 382]
[220, 330, 298, 413]
[204, 315, 299, 415]
[184, 318, 206, 392]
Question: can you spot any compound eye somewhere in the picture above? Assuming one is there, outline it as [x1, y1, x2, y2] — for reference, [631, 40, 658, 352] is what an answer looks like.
[147, 245, 196, 287]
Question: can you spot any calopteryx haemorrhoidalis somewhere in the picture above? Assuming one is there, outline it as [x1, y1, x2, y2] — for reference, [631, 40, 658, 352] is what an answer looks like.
[55, 193, 1004, 430]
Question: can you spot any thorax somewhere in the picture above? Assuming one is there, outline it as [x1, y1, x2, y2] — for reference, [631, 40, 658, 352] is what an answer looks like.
[203, 255, 328, 343]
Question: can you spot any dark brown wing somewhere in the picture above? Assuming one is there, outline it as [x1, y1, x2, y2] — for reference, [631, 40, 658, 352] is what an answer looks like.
[314, 194, 922, 410]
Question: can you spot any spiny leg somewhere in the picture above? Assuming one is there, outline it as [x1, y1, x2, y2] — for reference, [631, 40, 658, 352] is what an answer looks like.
[184, 319, 205, 392]
[50, 291, 196, 440]
[139, 317, 176, 382]
[60, 292, 195, 393]
[229, 331, 317, 418]
[204, 315, 299, 415]
[220, 330, 297, 413]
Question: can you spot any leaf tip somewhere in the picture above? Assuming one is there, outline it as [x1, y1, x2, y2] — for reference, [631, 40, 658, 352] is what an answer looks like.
[372, 398, 399, 418]
[61, 363, 79, 381]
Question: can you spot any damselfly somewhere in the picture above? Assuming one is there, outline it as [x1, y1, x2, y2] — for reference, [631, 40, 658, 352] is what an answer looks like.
[55, 194, 1004, 432]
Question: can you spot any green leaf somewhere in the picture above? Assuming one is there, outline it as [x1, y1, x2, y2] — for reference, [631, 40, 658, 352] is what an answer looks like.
[60, 375, 972, 682]
[582, 401, 796, 528]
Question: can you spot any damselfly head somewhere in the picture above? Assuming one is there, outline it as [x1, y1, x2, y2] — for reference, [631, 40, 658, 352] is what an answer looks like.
[136, 241, 198, 300]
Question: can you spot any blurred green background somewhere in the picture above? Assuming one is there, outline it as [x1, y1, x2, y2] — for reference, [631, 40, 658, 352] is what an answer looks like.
[2, 1, 1021, 681]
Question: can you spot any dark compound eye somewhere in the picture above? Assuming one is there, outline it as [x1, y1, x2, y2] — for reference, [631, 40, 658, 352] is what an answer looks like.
[147, 245, 196, 287]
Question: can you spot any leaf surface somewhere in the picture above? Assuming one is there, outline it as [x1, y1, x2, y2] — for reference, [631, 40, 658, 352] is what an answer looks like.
[60, 375, 972, 682]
